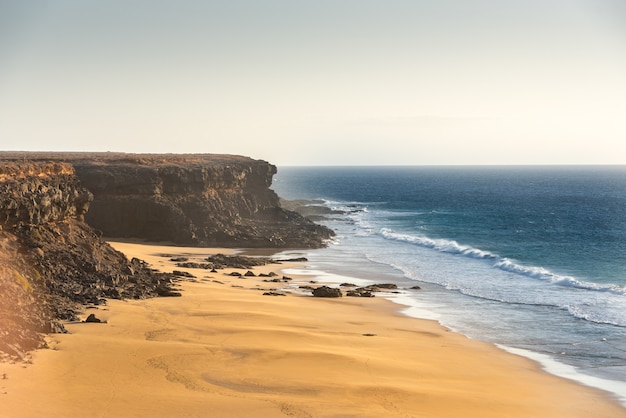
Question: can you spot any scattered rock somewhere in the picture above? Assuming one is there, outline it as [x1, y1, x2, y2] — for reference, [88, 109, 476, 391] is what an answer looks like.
[206, 254, 274, 269]
[263, 292, 286, 296]
[349, 284, 398, 294]
[172, 270, 196, 278]
[156, 286, 182, 297]
[169, 257, 188, 262]
[312, 286, 342, 298]
[84, 314, 103, 323]
[176, 262, 211, 269]
[244, 270, 256, 277]
[340, 283, 356, 287]
[372, 283, 398, 289]
[410, 285, 422, 290]
[347, 290, 375, 298]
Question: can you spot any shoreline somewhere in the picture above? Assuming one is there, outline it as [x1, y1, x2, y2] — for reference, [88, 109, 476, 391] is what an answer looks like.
[2, 241, 625, 417]
[283, 263, 626, 408]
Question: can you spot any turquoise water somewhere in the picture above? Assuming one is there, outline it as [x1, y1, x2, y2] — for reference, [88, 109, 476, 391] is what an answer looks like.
[272, 166, 626, 403]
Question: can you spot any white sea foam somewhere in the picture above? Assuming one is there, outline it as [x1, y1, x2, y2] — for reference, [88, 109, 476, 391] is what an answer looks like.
[387, 293, 443, 321]
[496, 345, 626, 407]
[383, 287, 626, 406]
[378, 228, 626, 296]
[494, 258, 626, 295]
[379, 228, 498, 259]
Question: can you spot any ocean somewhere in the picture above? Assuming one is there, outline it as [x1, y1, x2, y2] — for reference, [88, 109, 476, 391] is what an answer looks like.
[271, 166, 626, 404]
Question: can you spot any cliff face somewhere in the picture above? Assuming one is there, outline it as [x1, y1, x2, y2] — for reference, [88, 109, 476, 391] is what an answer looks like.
[0, 160, 178, 358]
[6, 153, 333, 248]
[0, 161, 92, 225]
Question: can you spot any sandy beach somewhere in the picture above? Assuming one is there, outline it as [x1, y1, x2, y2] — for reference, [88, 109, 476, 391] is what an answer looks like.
[2, 241, 624, 418]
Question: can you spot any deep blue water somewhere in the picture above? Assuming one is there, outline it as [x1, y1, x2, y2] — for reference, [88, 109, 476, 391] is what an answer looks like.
[272, 165, 626, 403]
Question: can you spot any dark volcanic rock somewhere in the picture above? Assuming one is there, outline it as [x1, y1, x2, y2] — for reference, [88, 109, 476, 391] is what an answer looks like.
[344, 283, 401, 298]
[172, 270, 196, 278]
[1, 152, 334, 248]
[156, 286, 182, 297]
[0, 160, 179, 359]
[25, 153, 333, 248]
[372, 283, 398, 289]
[263, 291, 286, 296]
[346, 289, 375, 298]
[312, 286, 342, 298]
[176, 262, 211, 269]
[84, 313, 102, 323]
[277, 257, 308, 262]
[206, 253, 274, 269]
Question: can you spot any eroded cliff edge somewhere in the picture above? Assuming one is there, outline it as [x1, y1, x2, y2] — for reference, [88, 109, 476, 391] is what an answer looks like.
[0, 160, 179, 359]
[4, 152, 334, 248]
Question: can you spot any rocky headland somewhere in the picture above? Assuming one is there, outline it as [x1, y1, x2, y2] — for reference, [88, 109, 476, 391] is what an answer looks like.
[4, 152, 333, 248]
[0, 152, 334, 359]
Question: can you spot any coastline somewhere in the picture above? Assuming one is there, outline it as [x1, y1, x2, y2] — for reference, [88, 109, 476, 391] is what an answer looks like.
[2, 241, 624, 417]
[282, 264, 626, 407]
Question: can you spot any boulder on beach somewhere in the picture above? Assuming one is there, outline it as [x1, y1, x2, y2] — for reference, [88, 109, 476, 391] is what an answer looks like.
[85, 314, 102, 323]
[312, 286, 342, 298]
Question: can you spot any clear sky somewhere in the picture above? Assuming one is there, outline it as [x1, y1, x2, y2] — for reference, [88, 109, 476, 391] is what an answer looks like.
[1, 1, 625, 165]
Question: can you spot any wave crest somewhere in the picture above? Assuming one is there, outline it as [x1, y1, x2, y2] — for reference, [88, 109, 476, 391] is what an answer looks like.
[379, 228, 626, 296]
[494, 258, 626, 295]
[380, 228, 498, 259]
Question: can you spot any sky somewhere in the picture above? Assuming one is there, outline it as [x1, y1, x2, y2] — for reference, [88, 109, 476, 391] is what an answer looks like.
[1, 0, 625, 165]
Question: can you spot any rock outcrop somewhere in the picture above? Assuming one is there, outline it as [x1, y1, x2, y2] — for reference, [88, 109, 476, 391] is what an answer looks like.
[0, 159, 175, 358]
[3, 153, 333, 248]
[0, 152, 334, 359]
[312, 286, 343, 298]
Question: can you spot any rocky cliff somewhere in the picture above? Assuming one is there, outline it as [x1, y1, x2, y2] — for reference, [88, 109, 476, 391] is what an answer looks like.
[3, 152, 333, 248]
[0, 159, 180, 358]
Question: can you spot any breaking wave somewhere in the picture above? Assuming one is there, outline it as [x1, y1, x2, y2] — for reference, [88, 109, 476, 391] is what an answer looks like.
[378, 228, 626, 296]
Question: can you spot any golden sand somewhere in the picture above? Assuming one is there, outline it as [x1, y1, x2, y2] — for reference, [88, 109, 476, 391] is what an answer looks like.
[2, 241, 624, 417]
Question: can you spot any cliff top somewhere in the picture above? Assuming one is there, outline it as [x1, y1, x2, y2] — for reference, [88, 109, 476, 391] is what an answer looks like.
[0, 161, 75, 182]
[0, 152, 267, 168]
